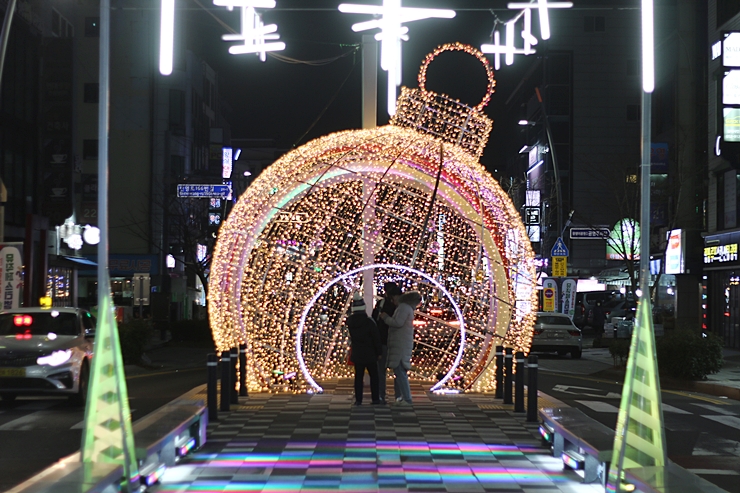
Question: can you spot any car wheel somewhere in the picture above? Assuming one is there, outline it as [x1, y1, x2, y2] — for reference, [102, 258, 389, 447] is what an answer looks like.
[571, 349, 582, 359]
[0, 393, 17, 403]
[70, 362, 90, 406]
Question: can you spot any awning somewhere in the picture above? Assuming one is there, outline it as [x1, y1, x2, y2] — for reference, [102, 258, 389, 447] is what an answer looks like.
[60, 255, 97, 267]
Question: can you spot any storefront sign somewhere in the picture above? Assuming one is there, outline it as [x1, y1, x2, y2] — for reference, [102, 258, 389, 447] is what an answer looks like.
[704, 243, 738, 264]
[724, 70, 740, 104]
[543, 287, 556, 312]
[724, 32, 740, 67]
[0, 244, 23, 310]
[724, 108, 740, 142]
[561, 278, 577, 319]
[665, 229, 684, 274]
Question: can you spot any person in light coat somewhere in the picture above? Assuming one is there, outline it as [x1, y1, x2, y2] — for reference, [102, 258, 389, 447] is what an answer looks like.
[381, 290, 422, 406]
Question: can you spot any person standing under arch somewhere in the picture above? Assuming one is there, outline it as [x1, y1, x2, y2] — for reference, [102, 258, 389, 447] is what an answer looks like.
[347, 292, 382, 405]
[372, 282, 401, 403]
[382, 290, 422, 407]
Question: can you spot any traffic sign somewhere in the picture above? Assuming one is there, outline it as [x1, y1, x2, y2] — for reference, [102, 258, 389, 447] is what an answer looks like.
[524, 207, 540, 225]
[552, 256, 567, 277]
[570, 227, 609, 239]
[543, 287, 555, 312]
[550, 237, 569, 257]
[177, 184, 232, 198]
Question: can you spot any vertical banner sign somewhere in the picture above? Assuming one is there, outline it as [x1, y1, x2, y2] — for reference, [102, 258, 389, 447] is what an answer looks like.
[542, 278, 558, 312]
[561, 278, 577, 319]
[0, 245, 23, 310]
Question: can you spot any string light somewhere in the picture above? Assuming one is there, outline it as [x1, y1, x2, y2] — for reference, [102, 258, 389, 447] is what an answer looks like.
[208, 44, 536, 394]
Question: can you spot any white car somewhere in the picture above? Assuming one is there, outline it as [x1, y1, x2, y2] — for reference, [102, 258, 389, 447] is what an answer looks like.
[0, 307, 96, 404]
[530, 312, 582, 359]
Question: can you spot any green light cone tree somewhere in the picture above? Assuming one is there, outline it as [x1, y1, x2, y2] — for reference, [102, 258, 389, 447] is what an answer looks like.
[607, 297, 667, 491]
[80, 282, 139, 489]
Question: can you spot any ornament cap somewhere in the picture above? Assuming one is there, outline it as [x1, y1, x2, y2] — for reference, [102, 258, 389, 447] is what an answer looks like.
[390, 43, 495, 158]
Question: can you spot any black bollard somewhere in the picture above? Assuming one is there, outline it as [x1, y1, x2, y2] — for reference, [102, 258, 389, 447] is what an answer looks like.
[239, 343, 248, 397]
[527, 354, 538, 422]
[494, 346, 504, 399]
[230, 347, 239, 404]
[503, 348, 513, 404]
[207, 353, 218, 421]
[514, 352, 525, 413]
[220, 350, 231, 412]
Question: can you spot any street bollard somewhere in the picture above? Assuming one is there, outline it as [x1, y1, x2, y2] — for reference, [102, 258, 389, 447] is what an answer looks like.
[207, 353, 218, 421]
[503, 348, 513, 404]
[239, 343, 248, 397]
[220, 350, 231, 412]
[514, 352, 525, 413]
[230, 347, 239, 404]
[527, 354, 538, 422]
[494, 346, 504, 399]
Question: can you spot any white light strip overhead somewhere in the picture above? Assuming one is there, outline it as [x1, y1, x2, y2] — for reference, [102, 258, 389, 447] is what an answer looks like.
[159, 0, 175, 75]
[339, 0, 455, 116]
[641, 0, 654, 92]
[484, 1, 572, 66]
[214, 0, 285, 60]
[295, 263, 466, 393]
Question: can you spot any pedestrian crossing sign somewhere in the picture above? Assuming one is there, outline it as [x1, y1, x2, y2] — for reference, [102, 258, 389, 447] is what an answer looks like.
[550, 237, 569, 257]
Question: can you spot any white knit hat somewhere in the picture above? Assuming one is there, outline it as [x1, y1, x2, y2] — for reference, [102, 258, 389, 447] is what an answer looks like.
[351, 292, 366, 313]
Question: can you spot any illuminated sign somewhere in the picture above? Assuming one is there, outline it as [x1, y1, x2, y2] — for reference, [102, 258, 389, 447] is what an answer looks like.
[724, 70, 740, 104]
[524, 207, 540, 225]
[177, 184, 231, 198]
[222, 147, 233, 179]
[606, 218, 640, 260]
[713, 40, 722, 61]
[724, 108, 740, 142]
[724, 32, 740, 67]
[664, 229, 684, 274]
[704, 243, 738, 264]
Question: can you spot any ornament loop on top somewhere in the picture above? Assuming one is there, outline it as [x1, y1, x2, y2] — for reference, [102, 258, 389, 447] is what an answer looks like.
[417, 42, 496, 113]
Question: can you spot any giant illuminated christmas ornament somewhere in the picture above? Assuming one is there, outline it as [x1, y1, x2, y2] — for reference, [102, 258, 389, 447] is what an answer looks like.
[208, 43, 537, 393]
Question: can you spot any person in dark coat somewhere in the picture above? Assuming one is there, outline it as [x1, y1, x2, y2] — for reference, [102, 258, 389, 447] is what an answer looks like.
[347, 292, 382, 405]
[592, 300, 606, 345]
[372, 281, 401, 403]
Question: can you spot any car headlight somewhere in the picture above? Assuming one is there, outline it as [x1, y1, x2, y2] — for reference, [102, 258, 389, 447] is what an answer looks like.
[37, 350, 73, 367]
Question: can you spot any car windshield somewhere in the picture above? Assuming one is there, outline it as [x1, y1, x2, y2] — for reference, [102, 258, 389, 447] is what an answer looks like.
[0, 312, 79, 337]
[536, 315, 573, 326]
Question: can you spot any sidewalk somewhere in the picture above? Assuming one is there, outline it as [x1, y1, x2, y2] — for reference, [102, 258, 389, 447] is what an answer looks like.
[150, 384, 602, 493]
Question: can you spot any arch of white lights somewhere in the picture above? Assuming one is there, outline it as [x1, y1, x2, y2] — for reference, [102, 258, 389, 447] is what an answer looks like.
[295, 263, 466, 394]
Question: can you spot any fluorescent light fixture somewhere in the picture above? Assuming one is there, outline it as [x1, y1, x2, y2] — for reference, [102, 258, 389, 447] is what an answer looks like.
[641, 0, 654, 92]
[527, 159, 544, 174]
[234, 148, 242, 160]
[519, 145, 530, 154]
[216, 1, 285, 60]
[243, 170, 252, 176]
[507, 1, 573, 40]
[159, 0, 175, 76]
[339, 1, 455, 116]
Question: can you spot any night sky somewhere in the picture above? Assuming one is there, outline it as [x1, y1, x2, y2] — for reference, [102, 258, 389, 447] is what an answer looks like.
[180, 0, 544, 171]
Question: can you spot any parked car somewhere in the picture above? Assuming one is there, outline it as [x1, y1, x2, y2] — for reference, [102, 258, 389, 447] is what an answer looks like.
[530, 312, 582, 359]
[578, 290, 618, 328]
[0, 307, 96, 404]
[600, 300, 636, 324]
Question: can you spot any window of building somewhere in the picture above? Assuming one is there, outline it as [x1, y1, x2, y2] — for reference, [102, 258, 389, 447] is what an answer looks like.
[83, 139, 98, 160]
[627, 104, 641, 121]
[169, 89, 185, 134]
[85, 17, 100, 37]
[584, 16, 605, 33]
[51, 10, 73, 38]
[84, 83, 99, 104]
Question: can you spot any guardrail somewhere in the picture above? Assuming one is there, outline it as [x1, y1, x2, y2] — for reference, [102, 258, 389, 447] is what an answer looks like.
[6, 398, 208, 493]
[539, 406, 730, 492]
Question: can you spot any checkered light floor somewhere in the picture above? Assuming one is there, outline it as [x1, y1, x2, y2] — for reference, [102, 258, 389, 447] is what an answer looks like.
[152, 381, 602, 492]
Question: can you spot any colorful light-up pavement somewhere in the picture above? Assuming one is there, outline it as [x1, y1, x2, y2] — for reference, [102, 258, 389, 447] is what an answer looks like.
[150, 385, 604, 493]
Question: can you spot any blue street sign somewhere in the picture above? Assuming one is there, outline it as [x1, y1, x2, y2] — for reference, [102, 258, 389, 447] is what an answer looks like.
[177, 184, 232, 198]
[550, 237, 569, 257]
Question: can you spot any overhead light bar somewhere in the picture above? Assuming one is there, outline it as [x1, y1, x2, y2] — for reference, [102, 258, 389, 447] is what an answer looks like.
[159, 0, 175, 75]
[339, 0, 456, 116]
